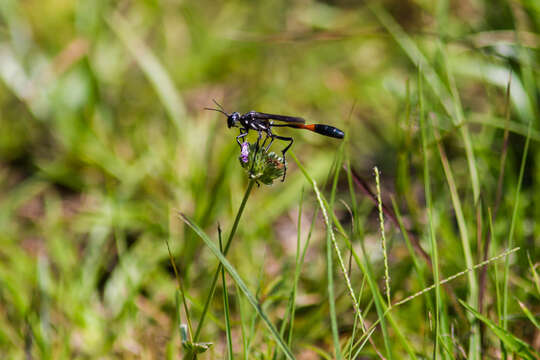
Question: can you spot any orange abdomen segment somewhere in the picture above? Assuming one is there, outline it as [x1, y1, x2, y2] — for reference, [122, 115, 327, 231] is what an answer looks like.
[297, 124, 316, 131]
[290, 124, 345, 139]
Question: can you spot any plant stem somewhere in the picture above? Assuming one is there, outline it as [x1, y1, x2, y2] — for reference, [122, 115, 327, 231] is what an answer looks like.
[374, 166, 391, 308]
[219, 226, 234, 360]
[193, 179, 256, 341]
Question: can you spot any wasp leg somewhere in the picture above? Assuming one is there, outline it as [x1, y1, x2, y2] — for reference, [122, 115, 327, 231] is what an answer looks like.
[261, 133, 270, 150]
[236, 129, 249, 147]
[273, 135, 294, 181]
[249, 130, 264, 176]
[255, 130, 263, 150]
[264, 131, 275, 152]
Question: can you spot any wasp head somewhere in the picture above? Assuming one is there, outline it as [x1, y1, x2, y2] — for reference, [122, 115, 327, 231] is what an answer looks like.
[204, 100, 240, 129]
[227, 112, 240, 128]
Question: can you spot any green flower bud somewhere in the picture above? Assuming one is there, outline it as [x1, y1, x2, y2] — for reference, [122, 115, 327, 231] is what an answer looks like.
[239, 142, 285, 185]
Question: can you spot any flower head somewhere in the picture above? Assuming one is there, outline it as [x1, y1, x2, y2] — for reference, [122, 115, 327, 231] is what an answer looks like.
[238, 142, 285, 185]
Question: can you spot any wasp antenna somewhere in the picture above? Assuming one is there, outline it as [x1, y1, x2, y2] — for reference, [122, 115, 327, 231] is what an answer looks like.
[204, 107, 229, 117]
[212, 99, 227, 113]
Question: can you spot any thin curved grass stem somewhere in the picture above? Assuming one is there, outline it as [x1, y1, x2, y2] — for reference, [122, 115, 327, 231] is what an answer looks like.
[193, 179, 256, 341]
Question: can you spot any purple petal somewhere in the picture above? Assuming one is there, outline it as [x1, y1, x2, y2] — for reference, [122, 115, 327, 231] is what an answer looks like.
[240, 142, 250, 163]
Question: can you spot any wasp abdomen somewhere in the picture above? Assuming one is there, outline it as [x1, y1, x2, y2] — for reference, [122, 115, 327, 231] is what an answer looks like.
[313, 124, 345, 139]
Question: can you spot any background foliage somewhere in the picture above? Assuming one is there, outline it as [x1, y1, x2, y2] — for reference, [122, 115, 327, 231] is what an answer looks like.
[0, 0, 538, 358]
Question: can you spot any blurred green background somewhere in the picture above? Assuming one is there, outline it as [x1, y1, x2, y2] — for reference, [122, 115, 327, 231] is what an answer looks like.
[1, 0, 538, 358]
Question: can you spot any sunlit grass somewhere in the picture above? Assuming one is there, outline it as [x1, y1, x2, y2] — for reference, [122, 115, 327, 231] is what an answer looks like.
[0, 0, 538, 359]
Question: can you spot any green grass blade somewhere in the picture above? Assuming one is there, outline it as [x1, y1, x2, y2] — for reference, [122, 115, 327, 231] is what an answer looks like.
[350, 327, 376, 359]
[285, 188, 305, 347]
[418, 64, 444, 359]
[433, 126, 479, 358]
[234, 282, 249, 360]
[179, 213, 296, 360]
[273, 188, 305, 360]
[467, 115, 540, 142]
[193, 179, 256, 341]
[291, 152, 400, 359]
[390, 198, 427, 288]
[370, 3, 480, 203]
[488, 208, 503, 330]
[107, 11, 186, 132]
[503, 115, 533, 331]
[165, 234, 193, 341]
[516, 299, 540, 330]
[303, 161, 420, 359]
[219, 226, 234, 360]
[460, 300, 538, 360]
[325, 212, 342, 360]
[527, 253, 540, 295]
[326, 148, 345, 360]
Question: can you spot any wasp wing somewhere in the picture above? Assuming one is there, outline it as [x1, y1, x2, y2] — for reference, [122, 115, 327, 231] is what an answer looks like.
[251, 112, 306, 124]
